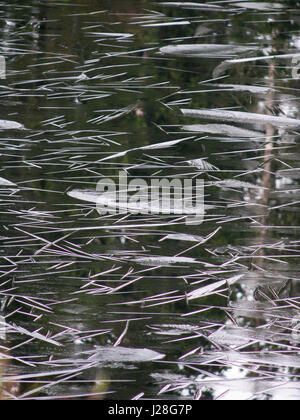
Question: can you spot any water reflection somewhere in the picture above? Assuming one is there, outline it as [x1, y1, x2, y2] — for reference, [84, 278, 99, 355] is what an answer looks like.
[0, 0, 299, 400]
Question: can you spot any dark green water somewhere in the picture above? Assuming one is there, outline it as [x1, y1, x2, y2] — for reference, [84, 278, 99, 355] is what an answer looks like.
[0, 0, 300, 400]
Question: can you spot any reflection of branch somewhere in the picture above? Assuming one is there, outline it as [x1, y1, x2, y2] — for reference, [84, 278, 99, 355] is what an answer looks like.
[261, 61, 276, 209]
[0, 356, 20, 400]
[255, 48, 276, 263]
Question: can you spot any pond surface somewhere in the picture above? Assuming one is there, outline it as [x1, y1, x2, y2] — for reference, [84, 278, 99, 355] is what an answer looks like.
[0, 0, 300, 400]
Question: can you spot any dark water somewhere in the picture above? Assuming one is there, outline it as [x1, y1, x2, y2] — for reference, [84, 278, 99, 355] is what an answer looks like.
[0, 0, 300, 400]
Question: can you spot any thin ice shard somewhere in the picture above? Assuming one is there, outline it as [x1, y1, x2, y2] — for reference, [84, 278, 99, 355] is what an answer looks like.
[0, 177, 16, 186]
[0, 119, 25, 129]
[182, 123, 264, 138]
